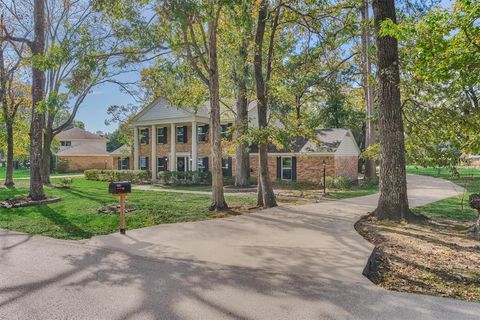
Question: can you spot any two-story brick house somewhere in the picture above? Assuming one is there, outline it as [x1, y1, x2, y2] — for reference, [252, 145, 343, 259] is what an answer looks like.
[130, 97, 361, 183]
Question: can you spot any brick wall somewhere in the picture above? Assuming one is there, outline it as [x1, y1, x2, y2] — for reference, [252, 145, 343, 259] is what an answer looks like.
[248, 154, 357, 182]
[334, 156, 359, 180]
[138, 125, 212, 159]
[136, 125, 359, 182]
[58, 156, 114, 172]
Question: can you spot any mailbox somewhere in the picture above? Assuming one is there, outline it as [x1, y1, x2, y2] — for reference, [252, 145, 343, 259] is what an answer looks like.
[109, 181, 131, 194]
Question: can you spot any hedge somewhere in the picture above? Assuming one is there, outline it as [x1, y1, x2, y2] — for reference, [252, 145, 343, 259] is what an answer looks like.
[84, 169, 151, 183]
[158, 170, 211, 185]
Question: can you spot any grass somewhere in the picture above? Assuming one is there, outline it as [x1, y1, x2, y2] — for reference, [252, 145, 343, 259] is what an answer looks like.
[0, 167, 81, 179]
[152, 184, 212, 192]
[407, 166, 480, 221]
[328, 187, 378, 200]
[0, 178, 256, 240]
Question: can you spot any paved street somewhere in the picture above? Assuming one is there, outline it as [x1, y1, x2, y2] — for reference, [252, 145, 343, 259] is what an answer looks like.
[0, 175, 478, 319]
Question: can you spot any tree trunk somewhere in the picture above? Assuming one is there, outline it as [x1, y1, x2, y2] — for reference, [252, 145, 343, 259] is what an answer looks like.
[0, 33, 14, 188]
[4, 121, 15, 187]
[253, 0, 277, 208]
[234, 40, 250, 187]
[41, 129, 53, 185]
[208, 15, 228, 211]
[362, 0, 376, 179]
[29, 0, 46, 200]
[372, 0, 412, 220]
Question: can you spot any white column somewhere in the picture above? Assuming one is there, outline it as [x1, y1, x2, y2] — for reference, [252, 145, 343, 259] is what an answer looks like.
[133, 126, 139, 170]
[191, 121, 198, 171]
[170, 123, 176, 171]
[151, 125, 157, 180]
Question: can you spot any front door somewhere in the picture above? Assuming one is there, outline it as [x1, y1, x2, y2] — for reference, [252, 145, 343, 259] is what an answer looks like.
[177, 156, 189, 172]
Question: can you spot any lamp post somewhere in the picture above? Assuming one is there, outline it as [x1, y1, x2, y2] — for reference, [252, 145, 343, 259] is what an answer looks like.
[322, 160, 327, 194]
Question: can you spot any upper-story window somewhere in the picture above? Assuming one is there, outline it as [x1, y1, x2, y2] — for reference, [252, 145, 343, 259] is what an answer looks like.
[157, 127, 167, 144]
[177, 126, 188, 143]
[140, 128, 149, 145]
[60, 141, 71, 147]
[198, 125, 209, 142]
[221, 123, 233, 140]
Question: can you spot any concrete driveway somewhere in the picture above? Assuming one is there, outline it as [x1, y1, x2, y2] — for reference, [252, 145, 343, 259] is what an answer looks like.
[0, 175, 478, 319]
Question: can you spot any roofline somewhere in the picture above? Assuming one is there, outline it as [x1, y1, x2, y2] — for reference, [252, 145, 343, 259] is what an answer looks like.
[56, 154, 113, 157]
[129, 116, 211, 128]
[345, 129, 362, 155]
[130, 97, 208, 126]
[57, 138, 107, 141]
[249, 152, 337, 156]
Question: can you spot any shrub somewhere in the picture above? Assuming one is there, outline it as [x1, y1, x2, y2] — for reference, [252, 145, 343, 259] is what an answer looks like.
[84, 169, 151, 184]
[324, 176, 335, 188]
[360, 176, 379, 189]
[334, 176, 352, 190]
[58, 177, 74, 188]
[56, 158, 69, 173]
[159, 170, 211, 185]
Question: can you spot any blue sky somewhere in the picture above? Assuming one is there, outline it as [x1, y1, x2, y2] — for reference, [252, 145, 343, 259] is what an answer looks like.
[76, 70, 141, 134]
[76, 0, 454, 134]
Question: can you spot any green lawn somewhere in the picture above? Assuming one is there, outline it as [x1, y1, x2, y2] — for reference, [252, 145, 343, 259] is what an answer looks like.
[0, 167, 81, 179]
[407, 166, 480, 221]
[328, 187, 378, 200]
[0, 178, 255, 240]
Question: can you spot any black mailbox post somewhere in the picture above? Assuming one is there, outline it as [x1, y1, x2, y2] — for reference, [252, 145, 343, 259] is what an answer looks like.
[109, 181, 131, 234]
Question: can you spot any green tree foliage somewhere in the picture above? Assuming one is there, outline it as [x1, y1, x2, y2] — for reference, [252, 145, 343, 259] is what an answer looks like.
[383, 0, 480, 168]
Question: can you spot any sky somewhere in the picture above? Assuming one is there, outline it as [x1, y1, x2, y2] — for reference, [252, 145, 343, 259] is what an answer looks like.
[76, 0, 454, 134]
[75, 71, 141, 134]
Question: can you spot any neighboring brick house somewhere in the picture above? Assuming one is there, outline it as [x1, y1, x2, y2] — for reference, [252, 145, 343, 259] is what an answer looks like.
[56, 127, 115, 172]
[130, 97, 361, 183]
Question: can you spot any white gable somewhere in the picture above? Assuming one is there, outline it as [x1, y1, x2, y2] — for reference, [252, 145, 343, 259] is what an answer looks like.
[335, 131, 361, 156]
[132, 98, 196, 124]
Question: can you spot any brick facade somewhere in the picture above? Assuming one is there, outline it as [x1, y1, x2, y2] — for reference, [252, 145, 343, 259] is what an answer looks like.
[58, 156, 114, 172]
[248, 154, 357, 183]
[136, 125, 359, 182]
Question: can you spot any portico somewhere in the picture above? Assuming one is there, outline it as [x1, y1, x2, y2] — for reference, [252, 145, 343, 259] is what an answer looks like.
[130, 97, 210, 181]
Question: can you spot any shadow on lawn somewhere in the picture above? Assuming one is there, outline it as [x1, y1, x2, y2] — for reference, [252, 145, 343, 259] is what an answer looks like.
[39, 206, 93, 239]
[59, 187, 109, 204]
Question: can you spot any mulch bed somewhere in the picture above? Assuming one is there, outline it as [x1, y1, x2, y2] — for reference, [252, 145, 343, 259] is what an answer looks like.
[97, 204, 138, 214]
[0, 196, 61, 208]
[356, 214, 480, 302]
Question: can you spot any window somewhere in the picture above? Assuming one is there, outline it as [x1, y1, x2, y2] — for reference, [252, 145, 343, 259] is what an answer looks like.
[198, 157, 209, 172]
[140, 128, 149, 145]
[222, 157, 232, 177]
[198, 125, 208, 142]
[221, 123, 232, 140]
[281, 157, 292, 180]
[118, 158, 130, 170]
[60, 141, 71, 147]
[177, 126, 187, 143]
[157, 157, 168, 172]
[157, 127, 167, 144]
[140, 156, 149, 170]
